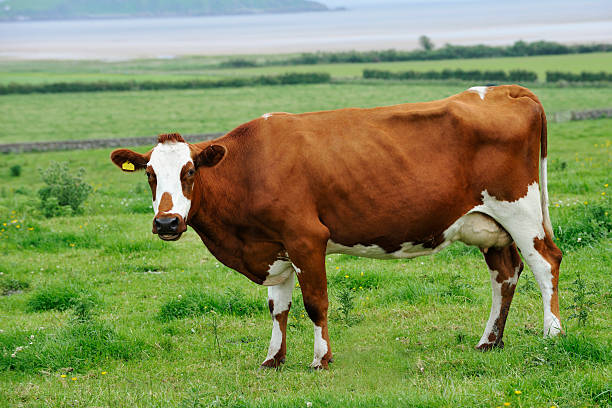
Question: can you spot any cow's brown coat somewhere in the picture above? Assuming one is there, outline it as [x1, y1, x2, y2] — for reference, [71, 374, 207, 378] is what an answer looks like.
[110, 85, 563, 368]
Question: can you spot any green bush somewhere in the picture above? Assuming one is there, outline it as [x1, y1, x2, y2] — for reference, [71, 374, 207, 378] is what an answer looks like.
[37, 162, 92, 217]
[9, 165, 21, 177]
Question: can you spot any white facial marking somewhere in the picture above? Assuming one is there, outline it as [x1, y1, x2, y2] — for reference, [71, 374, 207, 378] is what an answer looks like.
[148, 142, 193, 219]
[263, 268, 294, 363]
[311, 325, 328, 369]
[468, 86, 488, 100]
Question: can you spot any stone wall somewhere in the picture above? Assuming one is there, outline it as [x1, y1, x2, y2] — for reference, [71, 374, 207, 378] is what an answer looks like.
[0, 133, 223, 154]
[2, 108, 611, 154]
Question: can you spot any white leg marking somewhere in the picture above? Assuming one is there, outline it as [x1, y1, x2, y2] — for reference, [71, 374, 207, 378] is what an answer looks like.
[263, 268, 294, 364]
[471, 182, 561, 337]
[311, 325, 328, 369]
[478, 270, 502, 347]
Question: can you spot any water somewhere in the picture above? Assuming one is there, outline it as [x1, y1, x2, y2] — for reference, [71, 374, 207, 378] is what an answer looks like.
[0, 0, 610, 60]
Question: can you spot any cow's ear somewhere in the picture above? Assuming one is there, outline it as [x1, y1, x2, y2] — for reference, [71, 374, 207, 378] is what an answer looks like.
[110, 149, 150, 172]
[194, 144, 226, 168]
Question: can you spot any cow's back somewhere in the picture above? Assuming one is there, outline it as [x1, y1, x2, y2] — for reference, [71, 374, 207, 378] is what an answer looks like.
[215, 85, 544, 251]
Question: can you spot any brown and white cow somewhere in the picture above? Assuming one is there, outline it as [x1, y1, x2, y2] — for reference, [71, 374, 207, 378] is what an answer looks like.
[111, 85, 562, 369]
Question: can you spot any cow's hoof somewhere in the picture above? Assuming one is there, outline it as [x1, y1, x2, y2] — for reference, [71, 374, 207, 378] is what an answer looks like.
[475, 340, 504, 351]
[260, 356, 285, 369]
[309, 362, 328, 370]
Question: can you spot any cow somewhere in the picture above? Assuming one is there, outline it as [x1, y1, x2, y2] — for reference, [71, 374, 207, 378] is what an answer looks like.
[110, 85, 562, 370]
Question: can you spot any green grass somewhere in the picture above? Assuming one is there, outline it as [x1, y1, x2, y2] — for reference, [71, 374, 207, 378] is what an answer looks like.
[0, 111, 610, 406]
[1, 83, 611, 143]
[1, 52, 611, 84]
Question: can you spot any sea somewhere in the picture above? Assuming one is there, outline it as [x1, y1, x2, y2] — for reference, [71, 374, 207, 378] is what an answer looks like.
[0, 0, 610, 60]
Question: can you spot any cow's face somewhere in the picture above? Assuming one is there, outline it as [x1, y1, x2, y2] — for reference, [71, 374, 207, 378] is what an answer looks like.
[111, 133, 226, 241]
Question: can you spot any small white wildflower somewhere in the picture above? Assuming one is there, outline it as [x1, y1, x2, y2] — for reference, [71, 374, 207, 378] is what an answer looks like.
[11, 353, 16, 358]
[306, 402, 312, 408]
[177, 294, 182, 299]
[30, 335, 35, 340]
[577, 237, 582, 242]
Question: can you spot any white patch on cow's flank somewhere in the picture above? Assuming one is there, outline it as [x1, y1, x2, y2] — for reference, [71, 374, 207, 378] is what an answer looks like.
[262, 260, 294, 286]
[468, 86, 488, 100]
[311, 325, 328, 369]
[148, 141, 193, 219]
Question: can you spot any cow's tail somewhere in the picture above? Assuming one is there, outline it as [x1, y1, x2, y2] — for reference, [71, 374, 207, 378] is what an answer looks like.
[539, 107, 554, 238]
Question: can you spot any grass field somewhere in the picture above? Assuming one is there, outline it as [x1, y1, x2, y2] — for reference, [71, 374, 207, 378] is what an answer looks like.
[1, 52, 611, 84]
[0, 118, 610, 407]
[0, 52, 611, 407]
[1, 82, 611, 144]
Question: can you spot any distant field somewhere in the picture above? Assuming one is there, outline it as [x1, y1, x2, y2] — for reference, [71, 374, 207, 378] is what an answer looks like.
[1, 52, 611, 84]
[0, 117, 609, 407]
[1, 82, 611, 144]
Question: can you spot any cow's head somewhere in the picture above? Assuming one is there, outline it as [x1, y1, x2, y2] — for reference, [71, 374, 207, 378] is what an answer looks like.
[110, 133, 225, 241]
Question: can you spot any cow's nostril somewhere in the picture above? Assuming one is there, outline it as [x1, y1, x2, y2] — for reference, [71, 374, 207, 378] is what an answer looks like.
[155, 217, 180, 234]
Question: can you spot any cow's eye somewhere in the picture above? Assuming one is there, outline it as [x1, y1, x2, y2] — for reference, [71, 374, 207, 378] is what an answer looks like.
[187, 168, 195, 177]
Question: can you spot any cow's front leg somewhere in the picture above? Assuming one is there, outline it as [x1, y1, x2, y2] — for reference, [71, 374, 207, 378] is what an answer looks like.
[261, 263, 295, 368]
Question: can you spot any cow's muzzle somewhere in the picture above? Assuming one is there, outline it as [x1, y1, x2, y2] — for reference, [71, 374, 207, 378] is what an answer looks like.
[152, 214, 186, 241]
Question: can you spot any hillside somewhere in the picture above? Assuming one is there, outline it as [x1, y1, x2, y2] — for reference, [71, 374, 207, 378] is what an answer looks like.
[0, 0, 329, 21]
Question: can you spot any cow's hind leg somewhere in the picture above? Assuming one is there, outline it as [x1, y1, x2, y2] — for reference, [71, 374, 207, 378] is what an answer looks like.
[261, 262, 295, 368]
[482, 184, 563, 337]
[477, 243, 523, 350]
[284, 226, 333, 369]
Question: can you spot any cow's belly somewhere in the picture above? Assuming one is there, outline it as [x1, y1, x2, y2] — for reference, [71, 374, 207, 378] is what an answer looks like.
[326, 240, 444, 259]
[326, 211, 512, 259]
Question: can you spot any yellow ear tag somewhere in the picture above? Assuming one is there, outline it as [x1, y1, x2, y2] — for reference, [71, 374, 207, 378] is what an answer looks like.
[122, 161, 135, 171]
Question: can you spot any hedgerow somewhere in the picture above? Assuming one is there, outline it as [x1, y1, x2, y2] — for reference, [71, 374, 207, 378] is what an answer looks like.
[0, 72, 331, 95]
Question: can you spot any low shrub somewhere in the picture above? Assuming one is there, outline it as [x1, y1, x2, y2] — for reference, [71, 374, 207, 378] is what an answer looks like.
[9, 164, 21, 177]
[38, 162, 92, 217]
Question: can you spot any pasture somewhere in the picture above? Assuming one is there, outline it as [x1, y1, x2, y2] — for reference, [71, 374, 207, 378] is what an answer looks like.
[0, 57, 610, 407]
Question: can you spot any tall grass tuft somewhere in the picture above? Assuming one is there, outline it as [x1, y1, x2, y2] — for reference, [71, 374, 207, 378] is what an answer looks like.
[26, 284, 93, 312]
[158, 289, 265, 321]
[0, 322, 148, 372]
[553, 199, 611, 250]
